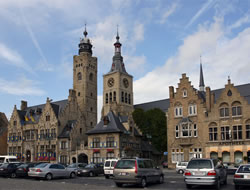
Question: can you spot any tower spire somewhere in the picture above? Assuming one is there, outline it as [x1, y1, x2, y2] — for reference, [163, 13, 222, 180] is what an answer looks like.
[199, 55, 205, 91]
[78, 24, 92, 55]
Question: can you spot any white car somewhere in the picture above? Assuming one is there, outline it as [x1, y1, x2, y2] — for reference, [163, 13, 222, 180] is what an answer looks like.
[176, 161, 188, 174]
[104, 159, 118, 179]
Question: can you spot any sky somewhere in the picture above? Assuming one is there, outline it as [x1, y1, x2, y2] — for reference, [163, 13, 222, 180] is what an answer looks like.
[1, 0, 250, 120]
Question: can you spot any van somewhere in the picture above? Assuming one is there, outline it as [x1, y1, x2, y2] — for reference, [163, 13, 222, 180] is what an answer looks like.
[104, 159, 118, 179]
[113, 158, 164, 187]
[176, 161, 188, 174]
[0, 156, 18, 163]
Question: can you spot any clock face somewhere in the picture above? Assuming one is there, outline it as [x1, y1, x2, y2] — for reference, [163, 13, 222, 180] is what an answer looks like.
[107, 78, 114, 87]
[123, 78, 129, 88]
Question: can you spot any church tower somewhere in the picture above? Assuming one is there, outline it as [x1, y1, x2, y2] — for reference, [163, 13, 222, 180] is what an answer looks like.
[102, 31, 133, 116]
[73, 26, 97, 129]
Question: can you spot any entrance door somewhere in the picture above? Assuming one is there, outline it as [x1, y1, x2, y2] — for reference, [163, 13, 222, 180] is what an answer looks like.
[26, 150, 31, 162]
[78, 153, 88, 163]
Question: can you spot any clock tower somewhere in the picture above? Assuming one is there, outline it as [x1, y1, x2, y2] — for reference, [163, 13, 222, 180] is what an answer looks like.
[73, 27, 97, 130]
[102, 31, 133, 116]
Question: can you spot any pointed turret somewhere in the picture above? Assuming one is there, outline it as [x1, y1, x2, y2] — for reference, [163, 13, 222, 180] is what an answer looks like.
[199, 58, 205, 91]
[109, 28, 127, 74]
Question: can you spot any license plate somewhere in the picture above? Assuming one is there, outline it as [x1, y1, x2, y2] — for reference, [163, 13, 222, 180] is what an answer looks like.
[106, 171, 110, 174]
[194, 171, 204, 175]
[78, 172, 80, 174]
[119, 172, 127, 176]
[18, 168, 23, 170]
[244, 175, 250, 179]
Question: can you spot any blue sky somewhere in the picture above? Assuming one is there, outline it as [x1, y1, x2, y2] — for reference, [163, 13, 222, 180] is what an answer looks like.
[1, 0, 250, 120]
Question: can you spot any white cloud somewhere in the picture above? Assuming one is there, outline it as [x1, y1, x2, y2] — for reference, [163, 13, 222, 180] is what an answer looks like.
[133, 23, 144, 41]
[0, 76, 45, 96]
[159, 2, 178, 24]
[0, 43, 33, 73]
[134, 18, 250, 104]
[229, 14, 250, 31]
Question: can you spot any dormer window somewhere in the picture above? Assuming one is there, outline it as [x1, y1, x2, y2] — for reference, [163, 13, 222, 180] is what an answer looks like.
[183, 89, 187, 97]
[103, 116, 109, 126]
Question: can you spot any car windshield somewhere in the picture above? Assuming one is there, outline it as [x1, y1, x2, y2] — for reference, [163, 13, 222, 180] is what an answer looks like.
[237, 165, 250, 173]
[115, 160, 135, 169]
[68, 164, 76, 168]
[0, 163, 8, 168]
[9, 158, 17, 162]
[187, 160, 212, 169]
[85, 164, 95, 168]
[111, 161, 116, 167]
[105, 161, 110, 167]
[36, 163, 48, 168]
[17, 164, 28, 168]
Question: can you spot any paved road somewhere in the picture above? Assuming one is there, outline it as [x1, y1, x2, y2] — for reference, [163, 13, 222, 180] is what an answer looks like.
[0, 169, 248, 190]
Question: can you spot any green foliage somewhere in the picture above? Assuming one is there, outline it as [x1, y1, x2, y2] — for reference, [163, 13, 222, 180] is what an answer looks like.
[132, 108, 167, 152]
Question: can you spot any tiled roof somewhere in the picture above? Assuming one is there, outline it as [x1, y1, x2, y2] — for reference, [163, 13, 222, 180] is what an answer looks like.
[58, 120, 77, 138]
[134, 83, 250, 112]
[86, 111, 127, 135]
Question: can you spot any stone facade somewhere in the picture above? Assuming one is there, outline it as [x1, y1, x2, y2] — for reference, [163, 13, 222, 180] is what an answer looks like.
[0, 112, 8, 155]
[7, 29, 97, 164]
[167, 73, 250, 168]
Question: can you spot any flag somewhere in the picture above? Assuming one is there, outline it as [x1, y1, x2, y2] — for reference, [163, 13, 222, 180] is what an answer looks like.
[30, 115, 35, 122]
[25, 116, 29, 121]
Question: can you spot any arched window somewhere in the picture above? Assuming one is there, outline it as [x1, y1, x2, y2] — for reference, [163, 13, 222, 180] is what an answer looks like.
[125, 93, 128, 103]
[77, 72, 82, 80]
[121, 92, 124, 102]
[219, 102, 229, 118]
[109, 92, 112, 103]
[113, 91, 116, 102]
[174, 102, 182, 117]
[105, 93, 108, 104]
[232, 101, 242, 116]
[183, 88, 187, 97]
[188, 103, 197, 115]
[208, 122, 218, 141]
[128, 94, 131, 104]
[89, 73, 93, 81]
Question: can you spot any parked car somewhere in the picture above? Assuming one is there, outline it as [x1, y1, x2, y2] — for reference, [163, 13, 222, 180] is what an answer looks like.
[184, 158, 227, 190]
[16, 163, 39, 177]
[162, 161, 168, 168]
[0, 163, 22, 178]
[77, 163, 104, 177]
[234, 164, 250, 189]
[0, 156, 18, 163]
[28, 163, 76, 180]
[113, 158, 164, 188]
[176, 161, 188, 174]
[104, 159, 118, 179]
[223, 162, 238, 175]
[67, 163, 87, 174]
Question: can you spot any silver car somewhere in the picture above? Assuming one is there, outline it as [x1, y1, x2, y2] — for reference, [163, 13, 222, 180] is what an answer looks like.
[28, 163, 76, 180]
[234, 164, 250, 189]
[184, 158, 227, 190]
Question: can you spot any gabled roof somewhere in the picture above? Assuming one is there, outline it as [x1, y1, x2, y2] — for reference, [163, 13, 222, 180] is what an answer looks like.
[86, 111, 127, 135]
[58, 120, 77, 139]
[18, 99, 68, 124]
[134, 83, 250, 112]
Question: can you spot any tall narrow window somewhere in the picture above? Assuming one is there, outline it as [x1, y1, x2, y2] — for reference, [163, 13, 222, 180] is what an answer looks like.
[221, 126, 230, 140]
[233, 125, 242, 140]
[232, 106, 242, 116]
[193, 124, 197, 137]
[77, 72, 82, 80]
[209, 127, 218, 141]
[113, 91, 116, 102]
[189, 104, 197, 115]
[89, 73, 93, 81]
[246, 124, 250, 139]
[125, 93, 128, 103]
[175, 125, 179, 138]
[174, 106, 183, 117]
[128, 94, 131, 104]
[109, 92, 112, 103]
[121, 92, 124, 102]
[105, 93, 108, 104]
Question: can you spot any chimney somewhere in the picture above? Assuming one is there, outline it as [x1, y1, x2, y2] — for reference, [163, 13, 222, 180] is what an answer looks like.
[211, 92, 215, 108]
[169, 86, 174, 99]
[21, 100, 27, 111]
[205, 87, 211, 112]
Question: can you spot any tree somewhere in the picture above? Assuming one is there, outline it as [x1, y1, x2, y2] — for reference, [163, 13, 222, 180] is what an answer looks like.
[132, 108, 167, 152]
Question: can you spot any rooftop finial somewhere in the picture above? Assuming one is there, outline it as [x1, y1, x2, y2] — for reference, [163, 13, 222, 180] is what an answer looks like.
[84, 23, 88, 38]
[116, 24, 120, 41]
[199, 55, 205, 92]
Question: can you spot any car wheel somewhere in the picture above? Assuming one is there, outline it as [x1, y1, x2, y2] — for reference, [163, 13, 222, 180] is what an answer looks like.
[105, 175, 109, 179]
[70, 172, 76, 178]
[45, 173, 53, 180]
[89, 171, 94, 177]
[159, 175, 164, 184]
[235, 185, 240, 190]
[10, 172, 16, 178]
[186, 184, 192, 189]
[141, 177, 147, 188]
[178, 169, 184, 174]
[115, 182, 123, 187]
[215, 179, 220, 190]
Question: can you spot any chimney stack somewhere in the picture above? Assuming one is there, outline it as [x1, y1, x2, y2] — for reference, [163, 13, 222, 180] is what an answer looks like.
[21, 100, 27, 111]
